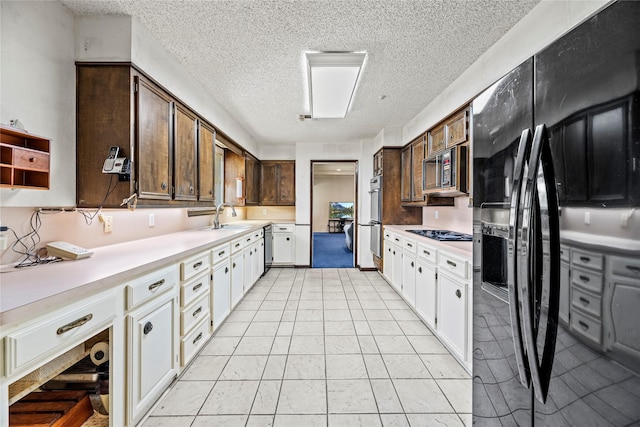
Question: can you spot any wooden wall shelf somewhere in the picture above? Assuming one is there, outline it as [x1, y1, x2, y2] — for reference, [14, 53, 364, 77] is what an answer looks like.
[0, 124, 50, 189]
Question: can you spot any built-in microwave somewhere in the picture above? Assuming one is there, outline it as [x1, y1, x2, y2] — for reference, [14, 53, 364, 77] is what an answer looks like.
[422, 145, 468, 195]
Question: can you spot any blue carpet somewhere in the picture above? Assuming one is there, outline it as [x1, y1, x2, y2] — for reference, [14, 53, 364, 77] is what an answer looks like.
[313, 232, 353, 268]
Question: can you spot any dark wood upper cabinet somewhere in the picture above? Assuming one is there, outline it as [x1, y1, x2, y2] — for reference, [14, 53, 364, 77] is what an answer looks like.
[411, 136, 425, 202]
[400, 146, 412, 202]
[374, 147, 422, 225]
[244, 153, 260, 205]
[260, 161, 295, 206]
[428, 124, 446, 156]
[198, 122, 216, 202]
[224, 149, 245, 206]
[173, 103, 197, 201]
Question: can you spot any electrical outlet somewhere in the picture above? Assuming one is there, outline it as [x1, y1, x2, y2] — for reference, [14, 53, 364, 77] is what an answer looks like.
[262, 208, 267, 215]
[584, 211, 590, 225]
[149, 213, 155, 227]
[103, 215, 113, 233]
[435, 210, 439, 220]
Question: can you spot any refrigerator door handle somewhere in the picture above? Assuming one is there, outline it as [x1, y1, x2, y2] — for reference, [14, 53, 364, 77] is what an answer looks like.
[520, 124, 561, 404]
[507, 128, 533, 388]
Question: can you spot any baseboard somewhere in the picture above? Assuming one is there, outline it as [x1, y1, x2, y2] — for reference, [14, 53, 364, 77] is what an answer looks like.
[358, 267, 378, 271]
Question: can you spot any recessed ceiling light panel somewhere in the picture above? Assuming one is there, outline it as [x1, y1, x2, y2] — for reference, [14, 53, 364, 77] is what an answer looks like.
[306, 52, 366, 119]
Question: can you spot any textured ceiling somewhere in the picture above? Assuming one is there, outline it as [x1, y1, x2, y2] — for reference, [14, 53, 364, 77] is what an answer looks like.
[60, 0, 540, 146]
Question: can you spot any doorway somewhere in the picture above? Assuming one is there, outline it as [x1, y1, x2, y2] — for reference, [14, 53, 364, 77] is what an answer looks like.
[311, 161, 358, 268]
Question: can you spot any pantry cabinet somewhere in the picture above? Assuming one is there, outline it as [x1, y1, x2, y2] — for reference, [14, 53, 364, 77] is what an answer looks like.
[261, 161, 295, 205]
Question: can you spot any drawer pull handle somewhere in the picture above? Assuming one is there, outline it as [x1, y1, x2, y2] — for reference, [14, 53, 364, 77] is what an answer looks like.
[447, 260, 457, 268]
[580, 256, 590, 263]
[193, 332, 203, 345]
[247, 238, 252, 242]
[143, 321, 153, 335]
[29, 157, 36, 162]
[218, 251, 225, 257]
[193, 283, 203, 292]
[578, 320, 589, 330]
[149, 279, 165, 291]
[193, 261, 203, 269]
[579, 297, 590, 306]
[57, 314, 93, 335]
[423, 250, 431, 256]
[407, 243, 413, 247]
[627, 265, 640, 273]
[395, 238, 400, 242]
[235, 243, 241, 248]
[411, 261, 414, 267]
[279, 228, 287, 230]
[193, 306, 203, 317]
[455, 289, 462, 298]
[579, 275, 590, 282]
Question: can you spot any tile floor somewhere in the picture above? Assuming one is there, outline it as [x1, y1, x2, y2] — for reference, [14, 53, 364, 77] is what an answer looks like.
[142, 268, 471, 427]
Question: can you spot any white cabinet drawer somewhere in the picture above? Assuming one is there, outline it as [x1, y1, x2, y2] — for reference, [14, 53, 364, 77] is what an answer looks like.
[126, 265, 179, 310]
[417, 243, 437, 264]
[181, 317, 210, 366]
[181, 291, 210, 335]
[180, 251, 211, 281]
[5, 293, 117, 375]
[230, 236, 245, 254]
[571, 286, 602, 318]
[559, 245, 570, 263]
[438, 252, 468, 279]
[181, 270, 210, 307]
[571, 266, 603, 294]
[403, 238, 418, 255]
[383, 229, 393, 240]
[610, 255, 640, 279]
[211, 243, 230, 265]
[391, 234, 403, 246]
[244, 233, 255, 245]
[572, 248, 603, 271]
[253, 229, 263, 239]
[570, 309, 601, 345]
[273, 224, 294, 233]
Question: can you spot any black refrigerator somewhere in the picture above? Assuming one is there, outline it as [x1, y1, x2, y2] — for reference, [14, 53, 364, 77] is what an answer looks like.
[472, 1, 640, 425]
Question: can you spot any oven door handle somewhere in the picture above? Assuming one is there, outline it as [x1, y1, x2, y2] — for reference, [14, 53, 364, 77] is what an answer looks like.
[508, 128, 532, 389]
[520, 124, 560, 404]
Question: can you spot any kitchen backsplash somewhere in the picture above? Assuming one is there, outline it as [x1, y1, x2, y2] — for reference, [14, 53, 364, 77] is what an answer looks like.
[422, 196, 473, 234]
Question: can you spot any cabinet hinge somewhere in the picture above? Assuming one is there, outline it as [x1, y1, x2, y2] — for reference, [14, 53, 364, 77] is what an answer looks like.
[134, 181, 138, 192]
[435, 272, 438, 280]
[134, 82, 139, 93]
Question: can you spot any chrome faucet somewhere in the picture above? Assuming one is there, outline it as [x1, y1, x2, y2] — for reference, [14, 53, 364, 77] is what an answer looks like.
[212, 203, 237, 229]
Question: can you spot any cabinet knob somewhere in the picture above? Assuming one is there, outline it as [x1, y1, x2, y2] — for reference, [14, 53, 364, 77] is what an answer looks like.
[225, 266, 229, 274]
[209, 190, 213, 195]
[455, 289, 462, 299]
[161, 182, 168, 190]
[411, 261, 414, 267]
[143, 321, 153, 335]
[286, 237, 290, 241]
[418, 267, 422, 273]
[29, 157, 36, 162]
[190, 186, 194, 193]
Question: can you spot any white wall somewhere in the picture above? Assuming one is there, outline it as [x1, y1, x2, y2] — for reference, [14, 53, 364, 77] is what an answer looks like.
[312, 175, 355, 233]
[0, 1, 76, 207]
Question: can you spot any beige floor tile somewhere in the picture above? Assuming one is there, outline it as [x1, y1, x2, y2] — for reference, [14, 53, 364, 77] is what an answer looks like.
[369, 320, 404, 336]
[379, 413, 410, 426]
[293, 321, 324, 335]
[436, 379, 472, 413]
[420, 354, 470, 379]
[324, 321, 356, 335]
[289, 335, 325, 354]
[180, 355, 230, 381]
[325, 335, 361, 354]
[219, 355, 268, 380]
[405, 414, 464, 426]
[392, 379, 454, 413]
[324, 300, 349, 309]
[364, 309, 394, 321]
[390, 309, 419, 321]
[191, 415, 247, 427]
[141, 416, 195, 426]
[382, 354, 431, 379]
[407, 335, 449, 354]
[363, 354, 390, 379]
[215, 321, 250, 336]
[326, 354, 368, 379]
[329, 414, 382, 427]
[277, 380, 327, 414]
[327, 379, 378, 413]
[226, 310, 257, 322]
[200, 380, 260, 415]
[370, 379, 404, 413]
[397, 320, 434, 336]
[276, 321, 294, 336]
[235, 336, 275, 355]
[284, 354, 325, 379]
[273, 414, 327, 427]
[281, 310, 297, 321]
[253, 310, 284, 322]
[245, 321, 280, 337]
[358, 335, 380, 354]
[247, 414, 275, 426]
[298, 299, 323, 309]
[262, 355, 287, 380]
[374, 335, 416, 354]
[151, 381, 214, 416]
[296, 309, 324, 321]
[324, 309, 352, 321]
[251, 381, 281, 414]
[353, 320, 372, 335]
[261, 300, 287, 310]
[201, 336, 241, 355]
[271, 336, 291, 354]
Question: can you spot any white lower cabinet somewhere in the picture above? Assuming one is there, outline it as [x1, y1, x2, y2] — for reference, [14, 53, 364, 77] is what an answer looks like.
[212, 258, 231, 330]
[383, 235, 393, 283]
[231, 251, 244, 308]
[415, 259, 437, 330]
[273, 223, 295, 265]
[391, 241, 403, 294]
[436, 271, 468, 361]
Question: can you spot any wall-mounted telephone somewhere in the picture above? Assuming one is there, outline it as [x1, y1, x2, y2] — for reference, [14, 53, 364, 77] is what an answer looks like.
[46, 241, 94, 260]
[102, 146, 131, 179]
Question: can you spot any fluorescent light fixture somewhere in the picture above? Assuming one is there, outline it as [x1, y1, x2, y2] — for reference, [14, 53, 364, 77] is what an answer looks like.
[306, 52, 366, 119]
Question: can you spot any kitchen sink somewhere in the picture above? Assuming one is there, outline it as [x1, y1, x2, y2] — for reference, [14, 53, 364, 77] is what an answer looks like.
[217, 224, 252, 230]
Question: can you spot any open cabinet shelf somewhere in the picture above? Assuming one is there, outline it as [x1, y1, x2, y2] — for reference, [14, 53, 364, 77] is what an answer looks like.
[0, 124, 50, 189]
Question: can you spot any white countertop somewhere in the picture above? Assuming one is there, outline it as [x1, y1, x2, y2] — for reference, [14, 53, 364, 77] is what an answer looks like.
[0, 221, 271, 327]
[384, 225, 473, 259]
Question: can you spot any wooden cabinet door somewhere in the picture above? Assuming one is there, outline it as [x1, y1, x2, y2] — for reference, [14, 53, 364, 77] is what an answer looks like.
[136, 76, 173, 200]
[174, 104, 197, 201]
[446, 109, 468, 147]
[428, 124, 446, 156]
[245, 154, 260, 205]
[278, 161, 295, 205]
[198, 123, 215, 202]
[411, 137, 425, 202]
[223, 150, 245, 206]
[400, 146, 412, 202]
[260, 162, 278, 205]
